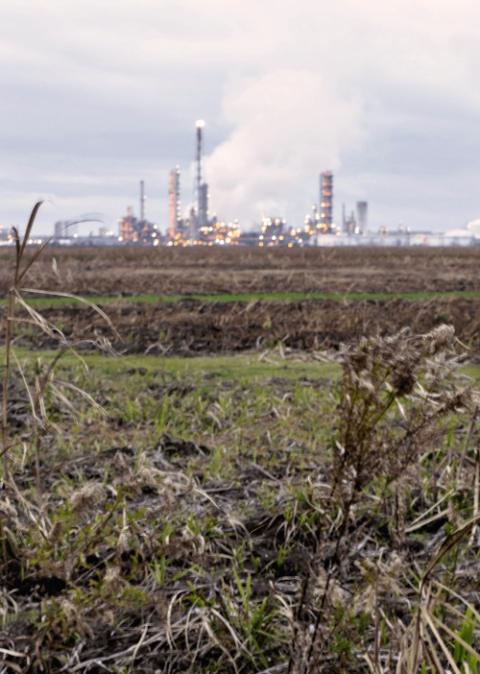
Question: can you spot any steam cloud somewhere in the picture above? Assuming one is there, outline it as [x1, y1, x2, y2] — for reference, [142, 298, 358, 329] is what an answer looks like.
[205, 69, 364, 226]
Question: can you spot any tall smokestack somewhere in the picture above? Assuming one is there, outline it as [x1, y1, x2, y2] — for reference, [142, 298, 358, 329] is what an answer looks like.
[195, 120, 204, 208]
[168, 167, 181, 240]
[319, 171, 333, 233]
[194, 120, 206, 235]
[140, 180, 145, 222]
[356, 201, 368, 234]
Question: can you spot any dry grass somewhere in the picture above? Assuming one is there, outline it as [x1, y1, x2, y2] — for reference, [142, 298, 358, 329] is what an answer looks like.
[2, 245, 480, 296]
[1, 208, 480, 673]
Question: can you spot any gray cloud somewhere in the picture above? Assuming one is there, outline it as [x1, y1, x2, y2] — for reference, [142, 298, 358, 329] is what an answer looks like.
[1, 0, 480, 233]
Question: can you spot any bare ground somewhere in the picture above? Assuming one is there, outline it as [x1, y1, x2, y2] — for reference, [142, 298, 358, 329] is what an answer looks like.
[1, 245, 480, 295]
[7, 296, 480, 356]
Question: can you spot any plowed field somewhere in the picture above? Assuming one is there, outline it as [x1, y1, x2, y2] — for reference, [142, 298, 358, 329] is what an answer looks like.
[1, 245, 479, 355]
[8, 295, 478, 355]
[1, 245, 479, 294]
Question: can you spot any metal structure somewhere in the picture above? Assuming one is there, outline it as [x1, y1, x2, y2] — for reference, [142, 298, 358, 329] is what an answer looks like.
[199, 183, 209, 227]
[194, 120, 209, 234]
[119, 206, 137, 242]
[53, 214, 102, 239]
[118, 186, 160, 245]
[140, 180, 146, 223]
[356, 201, 368, 234]
[345, 210, 357, 235]
[319, 171, 334, 232]
[168, 166, 181, 240]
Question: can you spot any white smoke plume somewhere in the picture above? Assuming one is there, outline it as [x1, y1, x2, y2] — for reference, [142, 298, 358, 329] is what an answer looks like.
[205, 69, 364, 227]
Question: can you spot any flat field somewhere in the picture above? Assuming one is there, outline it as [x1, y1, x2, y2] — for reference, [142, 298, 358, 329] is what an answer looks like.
[1, 246, 480, 673]
[1, 245, 480, 355]
[2, 245, 480, 295]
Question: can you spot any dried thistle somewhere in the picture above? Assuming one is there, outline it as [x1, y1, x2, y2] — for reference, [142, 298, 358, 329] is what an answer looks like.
[290, 324, 474, 674]
[333, 324, 466, 501]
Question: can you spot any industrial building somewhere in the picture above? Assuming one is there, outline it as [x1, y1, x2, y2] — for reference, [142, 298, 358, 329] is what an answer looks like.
[257, 217, 310, 247]
[0, 226, 11, 244]
[304, 205, 321, 236]
[319, 171, 334, 233]
[194, 120, 210, 235]
[9, 141, 478, 248]
[119, 206, 137, 242]
[340, 200, 368, 235]
[198, 183, 209, 229]
[118, 181, 160, 245]
[168, 166, 182, 240]
[167, 119, 232, 246]
[53, 220, 80, 239]
[356, 201, 368, 233]
[54, 221, 71, 239]
[53, 215, 103, 241]
[13, 115, 478, 249]
[343, 209, 358, 235]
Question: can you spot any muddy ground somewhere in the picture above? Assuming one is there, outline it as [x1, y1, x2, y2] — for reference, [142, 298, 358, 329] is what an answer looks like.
[1, 245, 480, 294]
[2, 246, 479, 355]
[9, 295, 480, 356]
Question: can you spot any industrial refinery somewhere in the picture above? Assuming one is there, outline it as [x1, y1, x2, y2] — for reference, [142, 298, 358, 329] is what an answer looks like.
[165, 120, 240, 246]
[0, 119, 477, 248]
[116, 121, 367, 248]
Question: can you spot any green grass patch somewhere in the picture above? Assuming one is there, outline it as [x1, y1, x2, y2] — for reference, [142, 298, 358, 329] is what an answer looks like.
[4, 349, 339, 382]
[5, 347, 480, 382]
[455, 364, 480, 381]
[2, 289, 480, 308]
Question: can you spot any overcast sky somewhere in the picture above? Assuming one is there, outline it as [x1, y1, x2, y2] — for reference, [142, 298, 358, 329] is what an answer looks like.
[1, 0, 480, 234]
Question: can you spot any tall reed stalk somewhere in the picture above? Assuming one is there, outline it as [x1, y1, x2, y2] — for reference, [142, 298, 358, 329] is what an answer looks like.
[1, 202, 45, 479]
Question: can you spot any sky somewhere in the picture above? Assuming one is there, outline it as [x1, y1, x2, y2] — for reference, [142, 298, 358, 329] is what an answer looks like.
[1, 0, 480, 235]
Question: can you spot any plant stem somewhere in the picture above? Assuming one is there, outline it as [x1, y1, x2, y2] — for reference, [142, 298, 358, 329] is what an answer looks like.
[1, 289, 15, 479]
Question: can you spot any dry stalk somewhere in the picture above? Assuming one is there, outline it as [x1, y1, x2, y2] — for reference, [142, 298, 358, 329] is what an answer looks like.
[289, 325, 473, 674]
[0, 203, 117, 554]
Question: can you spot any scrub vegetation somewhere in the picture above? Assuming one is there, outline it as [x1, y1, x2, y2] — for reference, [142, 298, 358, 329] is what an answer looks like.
[1, 207, 480, 673]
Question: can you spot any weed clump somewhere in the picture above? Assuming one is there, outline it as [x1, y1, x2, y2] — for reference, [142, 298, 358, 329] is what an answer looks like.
[334, 325, 464, 499]
[289, 326, 480, 674]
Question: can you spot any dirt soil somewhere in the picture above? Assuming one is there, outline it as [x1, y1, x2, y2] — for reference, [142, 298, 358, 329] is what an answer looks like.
[1, 245, 480, 294]
[10, 296, 480, 355]
[2, 246, 479, 355]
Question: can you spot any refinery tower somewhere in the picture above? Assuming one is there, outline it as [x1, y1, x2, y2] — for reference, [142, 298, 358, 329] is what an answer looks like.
[194, 120, 209, 236]
[168, 166, 181, 240]
[319, 171, 334, 233]
[356, 201, 368, 234]
[167, 120, 211, 242]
